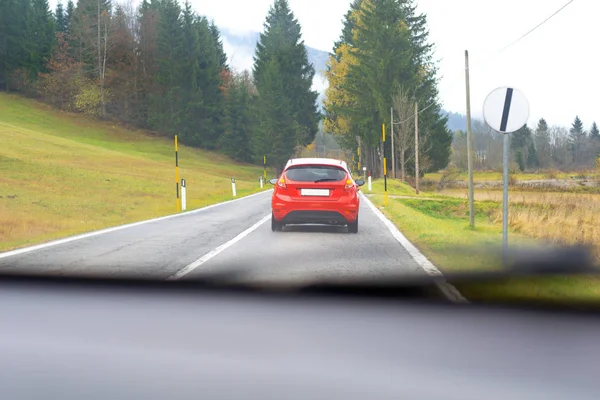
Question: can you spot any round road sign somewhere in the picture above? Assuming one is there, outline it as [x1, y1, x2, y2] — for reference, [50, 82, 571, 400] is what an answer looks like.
[483, 87, 529, 134]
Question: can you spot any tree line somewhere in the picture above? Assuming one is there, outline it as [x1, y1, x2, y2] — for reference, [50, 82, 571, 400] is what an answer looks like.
[0, 0, 319, 171]
[452, 116, 600, 172]
[323, 0, 452, 178]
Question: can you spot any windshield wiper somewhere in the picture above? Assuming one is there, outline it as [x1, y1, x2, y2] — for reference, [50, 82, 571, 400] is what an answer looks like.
[313, 178, 340, 183]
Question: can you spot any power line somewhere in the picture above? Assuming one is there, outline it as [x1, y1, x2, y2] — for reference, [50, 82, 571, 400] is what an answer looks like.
[499, 0, 576, 53]
[393, 0, 577, 126]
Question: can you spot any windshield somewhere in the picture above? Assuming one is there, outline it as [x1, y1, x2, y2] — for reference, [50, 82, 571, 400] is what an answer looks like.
[285, 166, 347, 182]
[0, 0, 598, 305]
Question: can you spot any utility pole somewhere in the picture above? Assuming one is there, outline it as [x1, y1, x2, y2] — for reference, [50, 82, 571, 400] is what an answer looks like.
[415, 101, 419, 195]
[391, 107, 396, 179]
[465, 50, 475, 228]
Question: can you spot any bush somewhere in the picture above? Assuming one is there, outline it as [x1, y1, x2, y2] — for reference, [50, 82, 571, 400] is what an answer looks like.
[436, 166, 461, 191]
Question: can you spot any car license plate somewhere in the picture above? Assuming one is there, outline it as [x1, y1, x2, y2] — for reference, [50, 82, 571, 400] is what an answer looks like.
[300, 188, 329, 196]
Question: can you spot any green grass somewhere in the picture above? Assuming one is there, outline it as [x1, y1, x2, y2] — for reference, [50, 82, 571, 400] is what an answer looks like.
[0, 93, 272, 251]
[365, 178, 600, 302]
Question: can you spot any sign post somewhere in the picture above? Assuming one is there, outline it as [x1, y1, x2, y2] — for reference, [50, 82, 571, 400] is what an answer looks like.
[483, 86, 529, 262]
[180, 178, 187, 211]
[175, 135, 180, 212]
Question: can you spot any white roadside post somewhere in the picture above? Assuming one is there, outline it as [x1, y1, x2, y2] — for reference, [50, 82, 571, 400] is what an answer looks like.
[482, 86, 529, 264]
[260, 176, 264, 189]
[363, 167, 367, 183]
[180, 178, 187, 211]
[231, 177, 237, 197]
[368, 171, 372, 192]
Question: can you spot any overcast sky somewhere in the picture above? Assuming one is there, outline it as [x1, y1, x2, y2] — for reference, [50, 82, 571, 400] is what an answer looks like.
[50, 0, 597, 128]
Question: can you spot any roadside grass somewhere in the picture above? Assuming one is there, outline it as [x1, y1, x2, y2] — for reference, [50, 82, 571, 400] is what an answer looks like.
[365, 179, 600, 302]
[441, 189, 600, 262]
[0, 93, 271, 251]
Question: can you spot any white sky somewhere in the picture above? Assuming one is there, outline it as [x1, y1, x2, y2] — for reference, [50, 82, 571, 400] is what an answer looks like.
[49, 0, 598, 128]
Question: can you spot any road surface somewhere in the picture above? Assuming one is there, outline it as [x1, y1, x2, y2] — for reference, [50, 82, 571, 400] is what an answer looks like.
[0, 190, 429, 284]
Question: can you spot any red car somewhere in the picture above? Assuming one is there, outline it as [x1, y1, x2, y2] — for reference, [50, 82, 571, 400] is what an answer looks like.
[269, 158, 365, 233]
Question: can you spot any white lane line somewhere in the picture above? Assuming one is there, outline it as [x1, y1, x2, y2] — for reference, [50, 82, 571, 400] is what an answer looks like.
[0, 190, 272, 260]
[360, 193, 467, 303]
[167, 213, 271, 280]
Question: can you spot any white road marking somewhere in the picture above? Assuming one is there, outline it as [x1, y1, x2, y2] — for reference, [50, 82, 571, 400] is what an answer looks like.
[167, 214, 271, 280]
[0, 190, 272, 260]
[360, 193, 467, 303]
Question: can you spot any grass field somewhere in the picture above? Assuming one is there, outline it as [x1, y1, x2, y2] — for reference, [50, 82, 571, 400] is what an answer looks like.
[423, 170, 595, 182]
[0, 93, 271, 251]
[366, 179, 600, 302]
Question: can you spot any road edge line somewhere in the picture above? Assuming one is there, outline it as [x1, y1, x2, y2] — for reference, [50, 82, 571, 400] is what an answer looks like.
[0, 190, 273, 260]
[360, 193, 468, 303]
[167, 214, 271, 280]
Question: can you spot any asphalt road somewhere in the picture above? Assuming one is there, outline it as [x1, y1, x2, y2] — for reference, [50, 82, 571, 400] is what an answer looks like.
[0, 190, 428, 284]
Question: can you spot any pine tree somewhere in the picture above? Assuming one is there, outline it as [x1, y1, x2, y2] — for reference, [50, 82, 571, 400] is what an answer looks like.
[326, 0, 451, 174]
[22, 0, 56, 80]
[534, 118, 551, 167]
[253, 58, 297, 170]
[0, 0, 28, 90]
[221, 71, 255, 162]
[149, 0, 184, 133]
[569, 115, 586, 164]
[590, 122, 600, 141]
[511, 124, 534, 170]
[253, 0, 319, 168]
[210, 20, 228, 71]
[65, 0, 75, 34]
[55, 1, 67, 33]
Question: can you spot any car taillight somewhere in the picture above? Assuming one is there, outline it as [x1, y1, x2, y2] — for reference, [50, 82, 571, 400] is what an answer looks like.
[277, 176, 287, 189]
[344, 179, 354, 190]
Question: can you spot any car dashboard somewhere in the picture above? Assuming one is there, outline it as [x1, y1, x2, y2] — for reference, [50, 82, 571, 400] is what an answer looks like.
[1, 274, 600, 400]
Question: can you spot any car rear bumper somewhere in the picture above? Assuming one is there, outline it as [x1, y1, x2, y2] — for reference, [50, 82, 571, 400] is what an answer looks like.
[280, 210, 349, 225]
[272, 193, 359, 224]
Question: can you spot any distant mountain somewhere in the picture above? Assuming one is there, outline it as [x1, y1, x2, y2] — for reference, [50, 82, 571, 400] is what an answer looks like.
[442, 110, 488, 134]
[444, 110, 467, 132]
[218, 27, 330, 79]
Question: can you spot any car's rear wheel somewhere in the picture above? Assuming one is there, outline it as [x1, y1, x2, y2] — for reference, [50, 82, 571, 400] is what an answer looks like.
[347, 217, 358, 234]
[271, 214, 283, 232]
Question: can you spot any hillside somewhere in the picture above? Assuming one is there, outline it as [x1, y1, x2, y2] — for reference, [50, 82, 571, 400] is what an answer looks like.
[0, 93, 269, 251]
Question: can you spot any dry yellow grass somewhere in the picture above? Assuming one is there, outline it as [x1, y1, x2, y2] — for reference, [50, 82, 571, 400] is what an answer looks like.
[442, 189, 600, 263]
[0, 93, 271, 251]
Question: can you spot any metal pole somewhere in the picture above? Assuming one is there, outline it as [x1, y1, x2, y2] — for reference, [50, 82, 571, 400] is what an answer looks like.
[391, 107, 396, 179]
[383, 123, 388, 207]
[503, 133, 509, 260]
[465, 50, 475, 228]
[415, 102, 419, 195]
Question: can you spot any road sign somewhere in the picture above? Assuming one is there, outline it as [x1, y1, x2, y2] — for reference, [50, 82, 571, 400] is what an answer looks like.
[483, 87, 529, 134]
[483, 87, 529, 264]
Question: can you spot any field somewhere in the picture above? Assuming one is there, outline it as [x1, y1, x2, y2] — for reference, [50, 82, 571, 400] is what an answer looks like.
[424, 170, 596, 182]
[366, 179, 600, 302]
[0, 93, 270, 251]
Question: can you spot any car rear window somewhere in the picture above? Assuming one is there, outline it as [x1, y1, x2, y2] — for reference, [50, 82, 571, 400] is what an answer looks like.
[285, 165, 347, 182]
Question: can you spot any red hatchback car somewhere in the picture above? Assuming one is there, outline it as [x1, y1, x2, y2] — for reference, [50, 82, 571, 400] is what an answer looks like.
[269, 158, 365, 233]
